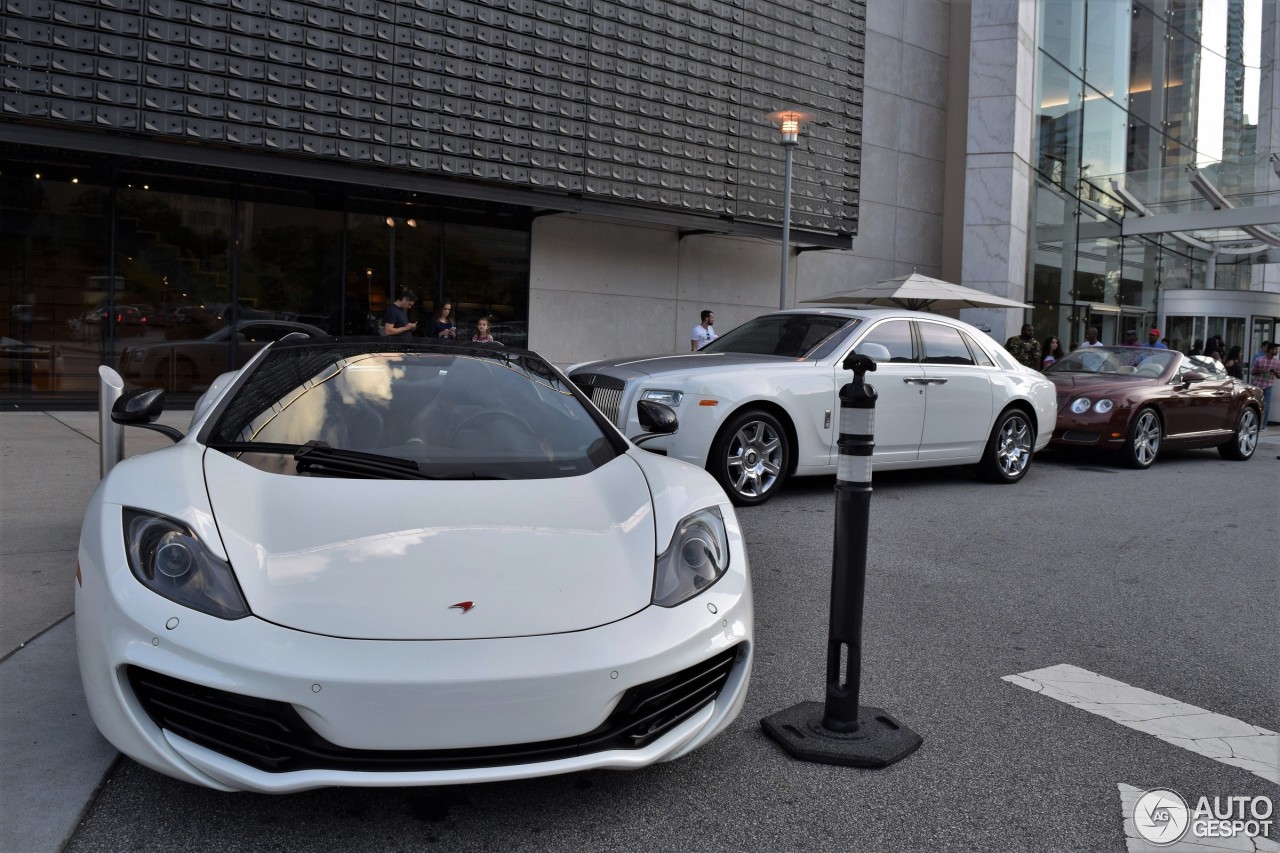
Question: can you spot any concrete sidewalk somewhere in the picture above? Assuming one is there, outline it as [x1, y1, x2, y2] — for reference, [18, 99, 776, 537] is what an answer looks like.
[0, 409, 191, 853]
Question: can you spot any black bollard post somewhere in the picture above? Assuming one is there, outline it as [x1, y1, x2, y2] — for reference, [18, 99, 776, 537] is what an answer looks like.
[761, 352, 923, 768]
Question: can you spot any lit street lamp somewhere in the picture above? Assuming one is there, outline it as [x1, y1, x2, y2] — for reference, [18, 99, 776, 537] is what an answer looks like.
[764, 109, 815, 310]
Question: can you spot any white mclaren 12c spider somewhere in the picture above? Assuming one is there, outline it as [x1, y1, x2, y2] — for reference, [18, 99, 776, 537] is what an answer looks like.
[77, 337, 752, 793]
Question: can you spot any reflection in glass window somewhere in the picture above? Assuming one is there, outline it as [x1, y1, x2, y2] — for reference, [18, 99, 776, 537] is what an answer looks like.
[239, 195, 343, 337]
[964, 333, 996, 366]
[1040, 0, 1084, 72]
[211, 345, 617, 480]
[700, 314, 857, 358]
[0, 169, 108, 396]
[856, 319, 915, 362]
[919, 323, 975, 366]
[1084, 0, 1131, 98]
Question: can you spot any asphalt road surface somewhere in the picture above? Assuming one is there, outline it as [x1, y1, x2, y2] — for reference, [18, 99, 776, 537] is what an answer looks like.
[67, 444, 1279, 852]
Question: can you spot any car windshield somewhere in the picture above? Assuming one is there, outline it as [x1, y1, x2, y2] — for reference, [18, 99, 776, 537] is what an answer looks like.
[1046, 347, 1177, 378]
[203, 342, 621, 479]
[698, 314, 859, 358]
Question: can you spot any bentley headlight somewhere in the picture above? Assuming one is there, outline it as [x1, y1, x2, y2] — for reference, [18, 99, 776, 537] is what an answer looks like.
[1070, 398, 1092, 414]
[1093, 399, 1113, 413]
[652, 507, 729, 608]
[123, 509, 250, 620]
[642, 389, 683, 407]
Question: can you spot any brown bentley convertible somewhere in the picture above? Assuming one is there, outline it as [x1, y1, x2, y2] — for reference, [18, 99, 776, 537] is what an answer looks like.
[1043, 347, 1263, 468]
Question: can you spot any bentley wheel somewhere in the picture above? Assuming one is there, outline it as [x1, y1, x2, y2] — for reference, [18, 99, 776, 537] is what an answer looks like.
[977, 408, 1034, 483]
[1123, 407, 1162, 469]
[709, 409, 791, 506]
[1218, 407, 1259, 461]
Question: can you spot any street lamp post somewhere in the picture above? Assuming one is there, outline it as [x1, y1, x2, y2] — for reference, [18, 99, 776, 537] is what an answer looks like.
[765, 109, 815, 310]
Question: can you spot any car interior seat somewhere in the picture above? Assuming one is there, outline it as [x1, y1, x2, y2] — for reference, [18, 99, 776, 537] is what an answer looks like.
[1136, 362, 1164, 377]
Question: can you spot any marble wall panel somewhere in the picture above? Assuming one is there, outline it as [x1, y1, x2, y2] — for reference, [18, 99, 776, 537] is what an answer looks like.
[530, 289, 677, 365]
[851, 200, 898, 261]
[530, 217, 678, 300]
[864, 25, 904, 93]
[859, 144, 900, 205]
[903, 0, 950, 57]
[896, 153, 945, 212]
[862, 88, 901, 149]
[895, 208, 944, 267]
[969, 38, 1019, 99]
[898, 99, 947, 161]
[866, 0, 905, 40]
[899, 43, 950, 109]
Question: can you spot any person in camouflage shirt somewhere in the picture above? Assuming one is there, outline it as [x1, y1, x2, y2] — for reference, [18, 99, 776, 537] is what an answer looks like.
[1004, 323, 1041, 370]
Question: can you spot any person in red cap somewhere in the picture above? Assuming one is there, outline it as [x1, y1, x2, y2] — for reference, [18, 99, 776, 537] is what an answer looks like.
[1144, 327, 1168, 349]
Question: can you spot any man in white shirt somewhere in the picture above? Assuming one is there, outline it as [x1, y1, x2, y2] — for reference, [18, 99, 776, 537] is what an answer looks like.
[691, 310, 716, 351]
[1082, 326, 1104, 346]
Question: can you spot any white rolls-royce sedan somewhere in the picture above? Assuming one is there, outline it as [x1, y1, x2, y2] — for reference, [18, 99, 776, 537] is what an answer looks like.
[569, 308, 1057, 505]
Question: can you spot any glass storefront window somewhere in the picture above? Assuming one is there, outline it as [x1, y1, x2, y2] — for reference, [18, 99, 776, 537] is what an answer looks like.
[238, 191, 344, 335]
[1081, 87, 1129, 185]
[1165, 316, 1201, 354]
[0, 158, 534, 403]
[1037, 56, 1083, 189]
[440, 223, 530, 345]
[1, 167, 109, 396]
[1084, 0, 1132, 101]
[114, 176, 236, 393]
[1041, 0, 1085, 73]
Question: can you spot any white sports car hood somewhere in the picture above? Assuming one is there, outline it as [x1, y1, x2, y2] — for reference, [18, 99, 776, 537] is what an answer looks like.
[203, 450, 658, 640]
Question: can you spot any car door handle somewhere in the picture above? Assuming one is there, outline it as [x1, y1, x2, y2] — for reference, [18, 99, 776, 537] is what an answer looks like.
[903, 378, 930, 385]
[926, 378, 948, 385]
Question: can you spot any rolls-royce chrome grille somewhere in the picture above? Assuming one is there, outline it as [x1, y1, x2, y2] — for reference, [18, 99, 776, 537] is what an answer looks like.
[570, 373, 626, 426]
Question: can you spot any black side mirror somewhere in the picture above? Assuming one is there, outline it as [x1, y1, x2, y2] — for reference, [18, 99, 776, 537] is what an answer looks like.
[112, 388, 185, 443]
[1181, 371, 1205, 387]
[634, 400, 678, 447]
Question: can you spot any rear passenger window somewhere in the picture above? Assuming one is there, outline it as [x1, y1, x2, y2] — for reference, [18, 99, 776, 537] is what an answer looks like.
[920, 323, 975, 366]
[855, 320, 915, 362]
[962, 332, 995, 366]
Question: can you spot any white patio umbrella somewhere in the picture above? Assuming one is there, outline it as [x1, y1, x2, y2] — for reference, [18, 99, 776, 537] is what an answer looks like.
[801, 272, 1031, 312]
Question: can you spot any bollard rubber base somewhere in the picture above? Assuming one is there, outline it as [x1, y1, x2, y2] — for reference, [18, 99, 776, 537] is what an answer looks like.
[760, 701, 922, 768]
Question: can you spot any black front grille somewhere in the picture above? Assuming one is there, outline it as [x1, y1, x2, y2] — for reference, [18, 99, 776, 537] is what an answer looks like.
[570, 373, 625, 426]
[126, 646, 740, 774]
[1060, 429, 1101, 443]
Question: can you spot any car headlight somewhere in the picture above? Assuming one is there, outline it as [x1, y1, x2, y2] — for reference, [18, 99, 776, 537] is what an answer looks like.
[642, 389, 683, 407]
[1093, 399, 1113, 413]
[1070, 398, 1092, 414]
[652, 507, 729, 608]
[123, 509, 250, 620]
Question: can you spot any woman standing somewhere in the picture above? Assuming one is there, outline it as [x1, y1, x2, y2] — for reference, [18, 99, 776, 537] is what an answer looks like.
[432, 302, 457, 339]
[1224, 345, 1245, 380]
[1040, 336, 1065, 370]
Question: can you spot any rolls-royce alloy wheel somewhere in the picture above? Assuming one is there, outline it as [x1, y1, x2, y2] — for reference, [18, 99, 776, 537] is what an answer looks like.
[709, 410, 791, 506]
